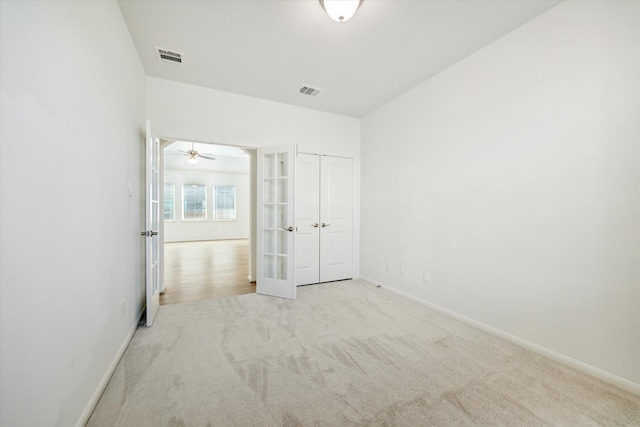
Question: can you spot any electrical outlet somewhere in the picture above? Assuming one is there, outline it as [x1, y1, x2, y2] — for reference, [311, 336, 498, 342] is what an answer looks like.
[423, 271, 430, 283]
[385, 261, 391, 272]
[400, 265, 406, 276]
[120, 300, 126, 318]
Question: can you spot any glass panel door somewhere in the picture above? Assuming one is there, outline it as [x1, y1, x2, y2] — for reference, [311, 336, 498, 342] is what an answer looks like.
[256, 145, 296, 299]
[145, 121, 161, 326]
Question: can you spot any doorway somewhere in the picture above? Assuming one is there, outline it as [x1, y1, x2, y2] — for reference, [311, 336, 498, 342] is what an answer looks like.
[159, 139, 257, 305]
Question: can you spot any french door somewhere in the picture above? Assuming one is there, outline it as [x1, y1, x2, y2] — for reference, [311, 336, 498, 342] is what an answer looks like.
[256, 145, 296, 299]
[144, 121, 161, 326]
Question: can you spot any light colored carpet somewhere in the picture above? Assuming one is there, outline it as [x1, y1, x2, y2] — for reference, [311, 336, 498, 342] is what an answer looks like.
[87, 280, 640, 426]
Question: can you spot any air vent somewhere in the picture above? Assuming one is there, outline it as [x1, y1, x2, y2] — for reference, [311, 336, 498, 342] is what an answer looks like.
[299, 86, 322, 96]
[156, 47, 183, 64]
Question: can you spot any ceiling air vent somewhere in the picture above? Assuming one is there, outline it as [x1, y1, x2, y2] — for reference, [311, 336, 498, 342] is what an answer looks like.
[299, 86, 322, 97]
[156, 47, 183, 65]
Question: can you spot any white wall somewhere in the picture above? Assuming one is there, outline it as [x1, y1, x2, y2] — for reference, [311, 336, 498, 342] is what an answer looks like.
[0, 2, 146, 426]
[361, 0, 640, 386]
[164, 167, 250, 242]
[147, 77, 362, 275]
[147, 77, 360, 157]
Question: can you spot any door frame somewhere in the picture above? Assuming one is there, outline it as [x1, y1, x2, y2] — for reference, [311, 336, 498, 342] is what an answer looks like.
[157, 136, 258, 295]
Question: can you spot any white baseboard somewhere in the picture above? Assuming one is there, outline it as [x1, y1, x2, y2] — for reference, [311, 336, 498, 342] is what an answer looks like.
[360, 277, 640, 396]
[76, 309, 145, 427]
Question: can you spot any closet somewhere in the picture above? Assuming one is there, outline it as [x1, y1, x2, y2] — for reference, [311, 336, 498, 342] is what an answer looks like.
[295, 154, 353, 286]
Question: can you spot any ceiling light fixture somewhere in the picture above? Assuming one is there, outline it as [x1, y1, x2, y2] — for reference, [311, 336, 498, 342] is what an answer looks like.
[186, 154, 199, 165]
[319, 0, 363, 23]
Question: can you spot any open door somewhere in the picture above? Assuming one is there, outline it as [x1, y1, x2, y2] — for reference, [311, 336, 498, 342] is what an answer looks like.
[143, 121, 161, 325]
[256, 144, 296, 299]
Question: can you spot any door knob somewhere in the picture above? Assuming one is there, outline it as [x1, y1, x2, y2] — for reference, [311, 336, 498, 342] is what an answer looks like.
[281, 226, 294, 232]
[321, 223, 331, 228]
[151, 231, 159, 236]
[311, 223, 319, 228]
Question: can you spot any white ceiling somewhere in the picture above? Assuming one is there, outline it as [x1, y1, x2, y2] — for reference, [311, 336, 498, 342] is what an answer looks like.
[119, 0, 560, 118]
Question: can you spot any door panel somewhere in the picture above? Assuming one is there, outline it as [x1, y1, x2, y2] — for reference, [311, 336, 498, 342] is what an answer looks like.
[257, 145, 296, 299]
[326, 163, 346, 218]
[295, 234, 314, 269]
[295, 154, 320, 285]
[320, 156, 353, 282]
[326, 231, 346, 266]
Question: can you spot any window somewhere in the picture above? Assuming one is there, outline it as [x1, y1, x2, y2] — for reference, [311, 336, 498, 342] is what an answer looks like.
[164, 183, 175, 221]
[214, 185, 237, 220]
[183, 184, 207, 220]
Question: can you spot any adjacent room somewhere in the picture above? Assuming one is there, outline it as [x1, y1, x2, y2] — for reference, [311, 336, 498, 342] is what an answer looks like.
[1, 1, 638, 426]
[161, 141, 254, 304]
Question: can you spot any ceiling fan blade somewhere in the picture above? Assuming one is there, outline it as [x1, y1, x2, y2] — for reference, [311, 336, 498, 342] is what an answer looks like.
[199, 154, 217, 161]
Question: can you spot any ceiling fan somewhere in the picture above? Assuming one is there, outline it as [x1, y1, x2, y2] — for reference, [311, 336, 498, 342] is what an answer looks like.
[167, 142, 216, 165]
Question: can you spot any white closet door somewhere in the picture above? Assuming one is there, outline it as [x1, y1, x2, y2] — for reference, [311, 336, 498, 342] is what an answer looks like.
[320, 156, 353, 282]
[295, 154, 320, 286]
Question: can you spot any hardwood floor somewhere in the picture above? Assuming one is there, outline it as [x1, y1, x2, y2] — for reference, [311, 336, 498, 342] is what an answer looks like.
[160, 239, 254, 305]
